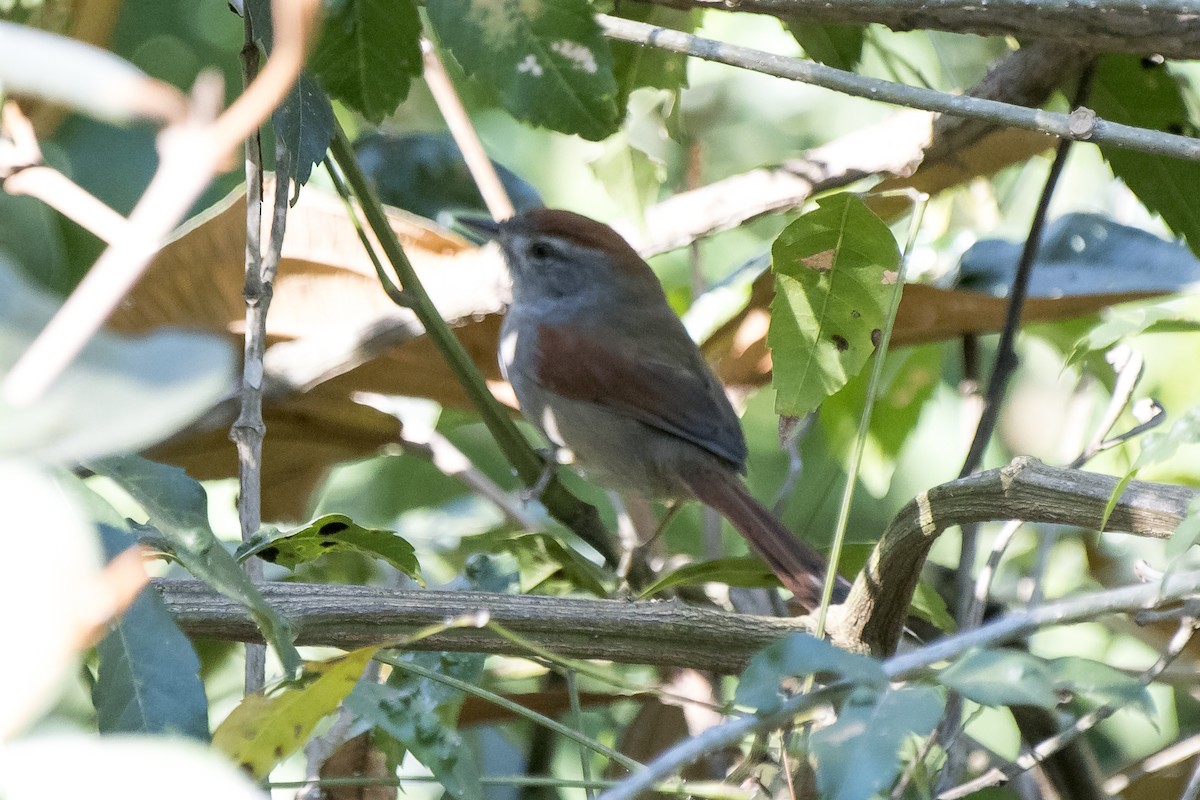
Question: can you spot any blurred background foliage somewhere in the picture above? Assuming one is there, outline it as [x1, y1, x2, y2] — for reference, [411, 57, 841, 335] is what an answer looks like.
[8, 0, 1200, 796]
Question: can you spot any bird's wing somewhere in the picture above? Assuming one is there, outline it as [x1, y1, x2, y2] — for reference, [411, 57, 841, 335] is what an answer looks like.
[532, 321, 748, 469]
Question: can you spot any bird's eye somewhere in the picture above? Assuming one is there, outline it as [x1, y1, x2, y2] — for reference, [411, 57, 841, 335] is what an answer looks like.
[528, 240, 554, 260]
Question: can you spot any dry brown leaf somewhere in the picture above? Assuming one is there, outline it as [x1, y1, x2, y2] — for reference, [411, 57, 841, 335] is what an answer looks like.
[112, 180, 509, 519]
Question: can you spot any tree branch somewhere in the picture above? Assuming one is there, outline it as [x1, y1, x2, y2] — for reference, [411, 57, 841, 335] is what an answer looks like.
[155, 579, 808, 673]
[633, 0, 1200, 59]
[834, 457, 1197, 655]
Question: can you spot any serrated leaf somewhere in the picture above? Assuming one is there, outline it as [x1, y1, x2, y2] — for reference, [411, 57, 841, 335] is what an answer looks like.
[788, 22, 865, 70]
[769, 193, 900, 417]
[1046, 657, 1154, 716]
[638, 556, 779, 599]
[811, 686, 944, 800]
[93, 521, 209, 741]
[937, 649, 1059, 709]
[213, 646, 379, 779]
[736, 632, 887, 712]
[308, 0, 423, 123]
[237, 513, 422, 583]
[1092, 56, 1200, 256]
[88, 455, 301, 677]
[428, 0, 620, 140]
[0, 260, 234, 465]
[1067, 304, 1200, 367]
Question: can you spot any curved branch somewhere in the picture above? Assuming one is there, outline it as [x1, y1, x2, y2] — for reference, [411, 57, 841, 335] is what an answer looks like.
[155, 579, 807, 673]
[638, 0, 1200, 59]
[834, 456, 1197, 655]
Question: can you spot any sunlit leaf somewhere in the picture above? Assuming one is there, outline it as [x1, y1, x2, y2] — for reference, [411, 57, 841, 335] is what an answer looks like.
[769, 193, 900, 417]
[638, 556, 779, 599]
[1067, 303, 1200, 367]
[237, 513, 422, 583]
[213, 647, 379, 779]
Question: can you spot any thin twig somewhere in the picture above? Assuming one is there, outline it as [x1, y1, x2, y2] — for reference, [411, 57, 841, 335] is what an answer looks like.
[0, 0, 319, 408]
[938, 615, 1199, 798]
[420, 37, 515, 221]
[597, 568, 1200, 800]
[327, 126, 617, 566]
[234, 7, 267, 696]
[600, 19, 1196, 162]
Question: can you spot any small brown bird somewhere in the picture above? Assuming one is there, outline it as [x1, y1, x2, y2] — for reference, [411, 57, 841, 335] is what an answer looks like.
[470, 209, 840, 610]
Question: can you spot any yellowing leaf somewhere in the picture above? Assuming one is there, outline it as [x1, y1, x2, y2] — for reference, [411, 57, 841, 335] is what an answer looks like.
[213, 646, 379, 778]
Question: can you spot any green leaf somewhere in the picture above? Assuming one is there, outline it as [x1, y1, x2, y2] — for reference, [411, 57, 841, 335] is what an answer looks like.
[1046, 657, 1154, 716]
[638, 556, 780, 599]
[245, 0, 335, 187]
[788, 22, 865, 70]
[1136, 406, 1200, 469]
[811, 686, 944, 800]
[1092, 56, 1200, 256]
[213, 647, 378, 779]
[0, 261, 234, 465]
[735, 632, 887, 712]
[1067, 304, 1200, 367]
[464, 530, 611, 596]
[937, 649, 1059, 709]
[769, 193, 901, 417]
[609, 2, 693, 105]
[427, 0, 620, 140]
[307, 0, 423, 123]
[346, 680, 483, 799]
[93, 521, 209, 740]
[88, 455, 301, 677]
[237, 513, 422, 583]
[1166, 495, 1200, 560]
[910, 579, 956, 633]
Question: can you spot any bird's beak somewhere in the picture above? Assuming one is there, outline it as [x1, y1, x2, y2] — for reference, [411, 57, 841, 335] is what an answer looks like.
[456, 215, 502, 242]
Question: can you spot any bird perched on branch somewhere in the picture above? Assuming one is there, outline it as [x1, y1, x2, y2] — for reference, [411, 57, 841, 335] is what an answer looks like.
[466, 209, 842, 611]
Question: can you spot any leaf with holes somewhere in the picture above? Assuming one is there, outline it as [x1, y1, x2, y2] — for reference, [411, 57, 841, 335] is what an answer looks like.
[428, 0, 620, 140]
[236, 513, 422, 584]
[769, 193, 900, 417]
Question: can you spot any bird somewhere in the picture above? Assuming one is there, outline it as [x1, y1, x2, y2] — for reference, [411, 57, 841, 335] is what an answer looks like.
[465, 208, 841, 611]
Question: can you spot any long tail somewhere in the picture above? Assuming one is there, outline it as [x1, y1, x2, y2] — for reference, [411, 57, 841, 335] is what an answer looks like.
[684, 470, 848, 612]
